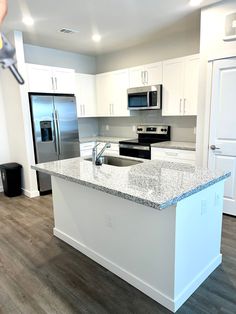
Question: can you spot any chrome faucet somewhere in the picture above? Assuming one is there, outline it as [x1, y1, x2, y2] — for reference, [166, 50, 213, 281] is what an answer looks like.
[92, 142, 111, 165]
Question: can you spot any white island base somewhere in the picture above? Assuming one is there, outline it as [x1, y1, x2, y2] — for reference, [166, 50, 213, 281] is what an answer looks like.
[52, 176, 224, 312]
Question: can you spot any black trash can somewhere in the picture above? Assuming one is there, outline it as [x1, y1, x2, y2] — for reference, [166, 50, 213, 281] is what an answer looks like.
[0, 163, 22, 197]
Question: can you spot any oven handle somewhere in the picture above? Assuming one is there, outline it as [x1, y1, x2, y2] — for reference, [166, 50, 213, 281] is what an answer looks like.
[119, 144, 150, 151]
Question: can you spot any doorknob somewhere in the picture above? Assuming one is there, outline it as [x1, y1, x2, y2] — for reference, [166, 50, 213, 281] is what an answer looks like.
[210, 145, 220, 150]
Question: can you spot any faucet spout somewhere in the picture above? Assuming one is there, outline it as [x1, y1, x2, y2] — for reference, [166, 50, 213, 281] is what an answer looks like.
[92, 142, 111, 166]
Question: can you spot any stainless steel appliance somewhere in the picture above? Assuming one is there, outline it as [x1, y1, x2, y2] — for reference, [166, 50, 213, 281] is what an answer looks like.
[29, 93, 80, 193]
[127, 85, 162, 110]
[119, 125, 170, 160]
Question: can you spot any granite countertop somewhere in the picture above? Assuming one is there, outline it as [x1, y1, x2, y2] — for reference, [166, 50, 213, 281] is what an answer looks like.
[79, 136, 131, 144]
[32, 157, 230, 210]
[152, 141, 196, 151]
[80, 137, 196, 151]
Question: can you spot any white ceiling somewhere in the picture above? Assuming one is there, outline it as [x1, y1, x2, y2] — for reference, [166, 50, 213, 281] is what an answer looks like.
[3, 0, 221, 55]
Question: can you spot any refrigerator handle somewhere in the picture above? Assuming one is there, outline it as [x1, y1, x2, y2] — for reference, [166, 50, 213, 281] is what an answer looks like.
[52, 112, 59, 155]
[55, 110, 62, 155]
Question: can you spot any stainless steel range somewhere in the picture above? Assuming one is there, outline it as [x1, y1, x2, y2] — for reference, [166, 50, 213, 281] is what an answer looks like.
[119, 125, 171, 160]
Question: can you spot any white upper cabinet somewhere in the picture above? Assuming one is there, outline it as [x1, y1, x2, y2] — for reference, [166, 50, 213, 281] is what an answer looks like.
[75, 74, 97, 117]
[129, 62, 162, 88]
[96, 69, 130, 117]
[27, 64, 76, 94]
[162, 54, 199, 116]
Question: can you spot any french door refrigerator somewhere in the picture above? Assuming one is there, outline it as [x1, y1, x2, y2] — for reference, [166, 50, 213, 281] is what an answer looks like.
[29, 93, 80, 193]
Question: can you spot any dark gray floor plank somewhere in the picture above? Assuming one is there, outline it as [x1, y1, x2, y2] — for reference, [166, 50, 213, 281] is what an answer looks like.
[0, 193, 236, 314]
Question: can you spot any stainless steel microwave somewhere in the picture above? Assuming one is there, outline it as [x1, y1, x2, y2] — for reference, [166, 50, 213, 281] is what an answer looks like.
[127, 85, 162, 110]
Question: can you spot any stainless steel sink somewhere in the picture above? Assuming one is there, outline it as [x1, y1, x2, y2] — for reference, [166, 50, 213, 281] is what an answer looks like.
[85, 156, 143, 167]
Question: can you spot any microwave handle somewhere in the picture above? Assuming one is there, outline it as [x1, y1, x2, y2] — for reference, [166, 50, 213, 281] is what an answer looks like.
[147, 91, 150, 107]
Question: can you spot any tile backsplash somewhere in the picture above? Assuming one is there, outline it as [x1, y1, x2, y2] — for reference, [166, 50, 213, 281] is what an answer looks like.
[78, 111, 197, 142]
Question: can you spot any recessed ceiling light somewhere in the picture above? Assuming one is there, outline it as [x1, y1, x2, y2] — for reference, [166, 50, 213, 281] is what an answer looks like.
[22, 16, 34, 26]
[189, 0, 202, 7]
[92, 34, 101, 42]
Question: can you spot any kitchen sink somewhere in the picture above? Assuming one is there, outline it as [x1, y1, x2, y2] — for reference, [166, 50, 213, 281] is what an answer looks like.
[85, 156, 143, 167]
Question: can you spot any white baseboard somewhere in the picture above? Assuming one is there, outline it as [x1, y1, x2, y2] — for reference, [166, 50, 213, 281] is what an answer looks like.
[54, 228, 175, 312]
[54, 228, 222, 313]
[174, 254, 222, 311]
[22, 189, 40, 198]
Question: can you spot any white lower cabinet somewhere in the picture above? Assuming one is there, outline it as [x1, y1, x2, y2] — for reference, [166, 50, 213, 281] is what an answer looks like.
[80, 142, 96, 157]
[151, 148, 196, 165]
[80, 141, 119, 158]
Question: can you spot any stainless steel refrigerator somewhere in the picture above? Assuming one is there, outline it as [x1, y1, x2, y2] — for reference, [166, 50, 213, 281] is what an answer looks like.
[29, 94, 80, 193]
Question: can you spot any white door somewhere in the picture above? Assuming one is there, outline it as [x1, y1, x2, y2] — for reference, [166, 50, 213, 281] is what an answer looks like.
[112, 69, 130, 117]
[183, 55, 199, 116]
[27, 64, 54, 93]
[53, 68, 75, 94]
[162, 59, 185, 116]
[208, 58, 236, 216]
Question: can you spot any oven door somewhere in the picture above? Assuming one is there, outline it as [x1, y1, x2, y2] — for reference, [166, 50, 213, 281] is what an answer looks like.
[119, 144, 151, 159]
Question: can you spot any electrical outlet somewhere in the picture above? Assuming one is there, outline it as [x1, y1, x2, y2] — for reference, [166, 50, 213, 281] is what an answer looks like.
[132, 125, 136, 132]
[106, 125, 109, 131]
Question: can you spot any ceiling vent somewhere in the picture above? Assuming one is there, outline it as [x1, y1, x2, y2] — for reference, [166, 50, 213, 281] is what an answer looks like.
[59, 28, 79, 35]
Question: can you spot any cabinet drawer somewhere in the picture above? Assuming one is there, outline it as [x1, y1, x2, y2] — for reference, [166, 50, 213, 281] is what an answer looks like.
[152, 148, 195, 164]
[80, 142, 96, 151]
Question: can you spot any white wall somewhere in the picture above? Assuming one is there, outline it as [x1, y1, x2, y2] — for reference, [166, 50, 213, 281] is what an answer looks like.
[0, 80, 10, 191]
[96, 12, 200, 73]
[196, 0, 236, 166]
[1, 31, 39, 197]
[24, 44, 96, 74]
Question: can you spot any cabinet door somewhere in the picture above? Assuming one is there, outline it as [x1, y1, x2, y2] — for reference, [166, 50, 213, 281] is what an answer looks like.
[96, 73, 113, 117]
[183, 56, 199, 116]
[145, 62, 163, 86]
[27, 64, 54, 93]
[129, 66, 145, 88]
[52, 68, 75, 94]
[162, 59, 185, 116]
[75, 74, 97, 117]
[112, 70, 130, 117]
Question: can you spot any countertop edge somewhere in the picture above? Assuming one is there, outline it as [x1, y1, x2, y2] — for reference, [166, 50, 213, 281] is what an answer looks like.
[31, 165, 230, 210]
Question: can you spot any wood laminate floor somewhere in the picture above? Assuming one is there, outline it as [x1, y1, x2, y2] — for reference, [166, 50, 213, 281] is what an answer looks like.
[0, 193, 236, 314]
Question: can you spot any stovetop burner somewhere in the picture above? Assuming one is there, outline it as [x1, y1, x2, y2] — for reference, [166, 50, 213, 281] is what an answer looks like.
[119, 125, 171, 147]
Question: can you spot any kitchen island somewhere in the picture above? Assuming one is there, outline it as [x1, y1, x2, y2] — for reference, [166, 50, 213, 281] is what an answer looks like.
[32, 157, 230, 312]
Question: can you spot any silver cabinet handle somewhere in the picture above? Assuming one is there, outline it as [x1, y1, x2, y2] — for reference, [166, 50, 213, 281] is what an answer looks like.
[183, 98, 186, 115]
[51, 77, 54, 90]
[145, 71, 148, 85]
[112, 104, 114, 115]
[83, 104, 85, 116]
[210, 145, 221, 150]
[141, 71, 144, 85]
[80, 105, 83, 116]
[179, 99, 182, 114]
[55, 77, 58, 90]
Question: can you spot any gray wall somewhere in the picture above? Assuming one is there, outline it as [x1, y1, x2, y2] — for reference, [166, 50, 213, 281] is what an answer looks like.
[96, 11, 200, 73]
[24, 44, 96, 74]
[98, 112, 196, 142]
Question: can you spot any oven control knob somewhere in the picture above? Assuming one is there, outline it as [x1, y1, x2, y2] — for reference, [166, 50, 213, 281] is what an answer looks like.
[137, 128, 143, 131]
